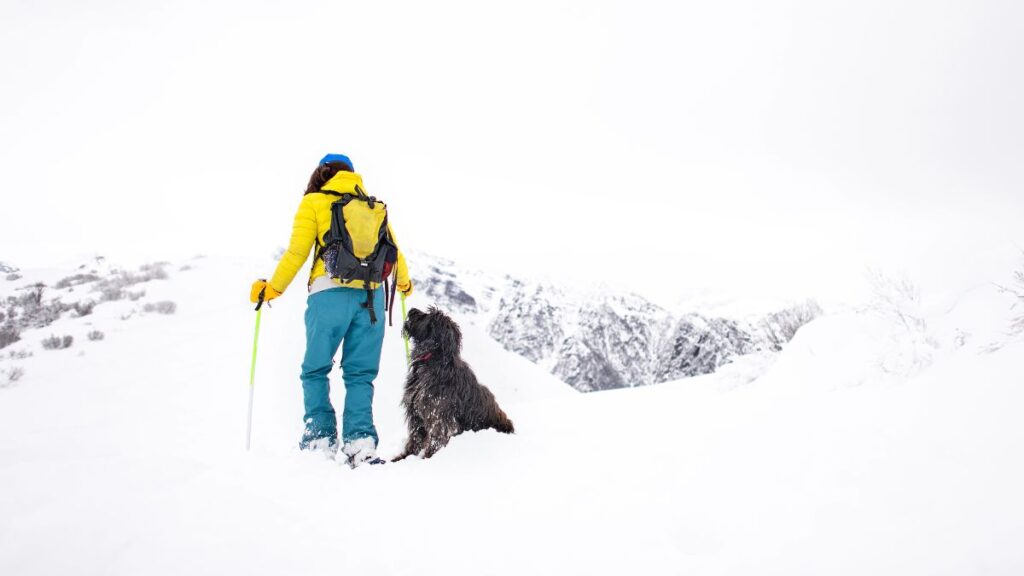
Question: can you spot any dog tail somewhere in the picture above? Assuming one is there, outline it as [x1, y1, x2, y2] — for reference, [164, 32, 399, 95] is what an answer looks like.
[493, 409, 515, 434]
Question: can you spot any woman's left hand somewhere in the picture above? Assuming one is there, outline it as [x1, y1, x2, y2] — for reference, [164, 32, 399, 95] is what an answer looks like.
[250, 279, 283, 303]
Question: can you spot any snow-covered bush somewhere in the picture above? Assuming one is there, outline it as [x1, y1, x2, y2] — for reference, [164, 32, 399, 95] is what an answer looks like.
[7, 366, 24, 382]
[41, 335, 73, 350]
[73, 300, 96, 317]
[3, 284, 74, 330]
[87, 330, 105, 341]
[127, 290, 145, 301]
[139, 262, 169, 280]
[760, 300, 824, 351]
[4, 274, 20, 282]
[143, 301, 176, 315]
[0, 323, 20, 350]
[999, 262, 1024, 337]
[92, 263, 169, 302]
[1, 366, 24, 387]
[5, 348, 32, 360]
[54, 273, 100, 289]
[864, 269, 937, 375]
[23, 283, 44, 307]
[866, 269, 926, 329]
[99, 287, 125, 302]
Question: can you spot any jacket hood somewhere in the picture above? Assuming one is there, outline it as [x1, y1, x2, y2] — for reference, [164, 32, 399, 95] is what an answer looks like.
[319, 171, 365, 195]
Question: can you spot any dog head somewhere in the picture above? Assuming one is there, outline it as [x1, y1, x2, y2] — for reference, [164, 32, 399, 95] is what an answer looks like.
[403, 306, 462, 359]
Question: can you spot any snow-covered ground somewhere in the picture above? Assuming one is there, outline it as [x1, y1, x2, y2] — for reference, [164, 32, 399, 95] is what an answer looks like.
[1, 254, 1022, 575]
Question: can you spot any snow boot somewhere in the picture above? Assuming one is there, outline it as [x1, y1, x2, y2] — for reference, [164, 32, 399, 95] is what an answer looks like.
[299, 432, 338, 456]
[340, 437, 384, 468]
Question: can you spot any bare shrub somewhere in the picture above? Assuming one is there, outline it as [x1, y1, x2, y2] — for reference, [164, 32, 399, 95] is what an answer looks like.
[760, 300, 824, 351]
[1014, 268, 1024, 336]
[143, 301, 177, 315]
[99, 287, 125, 302]
[2, 282, 74, 336]
[87, 330, 105, 341]
[54, 273, 101, 289]
[865, 269, 927, 331]
[22, 300, 71, 328]
[0, 323, 20, 350]
[864, 269, 936, 374]
[5, 348, 32, 360]
[2, 366, 24, 387]
[41, 334, 74, 350]
[73, 300, 96, 317]
[995, 261, 1024, 337]
[139, 263, 169, 280]
[92, 263, 169, 301]
[25, 283, 45, 307]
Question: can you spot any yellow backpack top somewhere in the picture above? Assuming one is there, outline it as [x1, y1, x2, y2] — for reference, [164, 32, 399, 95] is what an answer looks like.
[314, 185, 398, 324]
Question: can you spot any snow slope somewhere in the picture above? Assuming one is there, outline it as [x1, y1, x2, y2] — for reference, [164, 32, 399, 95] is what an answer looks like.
[0, 254, 1022, 575]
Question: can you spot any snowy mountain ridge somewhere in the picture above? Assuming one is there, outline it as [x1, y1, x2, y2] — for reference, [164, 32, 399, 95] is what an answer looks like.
[410, 252, 822, 391]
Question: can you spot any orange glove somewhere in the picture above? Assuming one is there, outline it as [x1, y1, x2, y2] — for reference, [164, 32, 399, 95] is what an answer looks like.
[397, 279, 413, 297]
[250, 279, 282, 304]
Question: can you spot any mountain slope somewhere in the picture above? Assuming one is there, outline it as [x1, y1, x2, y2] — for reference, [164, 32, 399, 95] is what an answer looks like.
[0, 254, 1022, 576]
[412, 253, 821, 391]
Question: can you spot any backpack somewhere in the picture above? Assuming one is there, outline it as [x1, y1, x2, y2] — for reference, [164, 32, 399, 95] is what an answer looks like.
[313, 185, 399, 324]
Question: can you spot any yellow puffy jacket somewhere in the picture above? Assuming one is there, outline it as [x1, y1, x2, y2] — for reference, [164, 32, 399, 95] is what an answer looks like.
[268, 171, 410, 294]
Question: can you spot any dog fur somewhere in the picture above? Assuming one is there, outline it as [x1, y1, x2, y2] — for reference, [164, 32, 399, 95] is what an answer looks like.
[393, 307, 514, 461]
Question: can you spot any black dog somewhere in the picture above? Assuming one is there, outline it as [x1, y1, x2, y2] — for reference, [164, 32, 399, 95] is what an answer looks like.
[393, 307, 514, 461]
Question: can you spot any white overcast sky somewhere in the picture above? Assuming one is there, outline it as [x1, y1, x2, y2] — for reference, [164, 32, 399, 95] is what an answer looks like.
[1, 0, 1022, 306]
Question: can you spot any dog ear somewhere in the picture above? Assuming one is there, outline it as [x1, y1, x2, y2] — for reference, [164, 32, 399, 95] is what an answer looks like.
[404, 308, 430, 340]
[432, 309, 463, 359]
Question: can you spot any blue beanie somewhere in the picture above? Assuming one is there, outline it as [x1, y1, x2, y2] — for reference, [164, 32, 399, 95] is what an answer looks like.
[320, 153, 353, 171]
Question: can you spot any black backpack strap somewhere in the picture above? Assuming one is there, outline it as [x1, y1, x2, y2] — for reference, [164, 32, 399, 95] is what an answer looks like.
[383, 273, 390, 325]
[361, 281, 377, 324]
[388, 270, 397, 327]
[308, 190, 344, 265]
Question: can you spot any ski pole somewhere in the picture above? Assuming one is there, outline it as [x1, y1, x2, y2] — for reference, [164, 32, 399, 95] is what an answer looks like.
[401, 292, 410, 367]
[247, 289, 265, 451]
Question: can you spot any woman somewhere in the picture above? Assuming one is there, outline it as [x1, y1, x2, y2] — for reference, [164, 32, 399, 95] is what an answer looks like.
[250, 153, 412, 467]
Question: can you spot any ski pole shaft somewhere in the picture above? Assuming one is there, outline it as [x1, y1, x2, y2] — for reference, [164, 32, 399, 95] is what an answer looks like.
[247, 294, 264, 451]
[401, 292, 410, 367]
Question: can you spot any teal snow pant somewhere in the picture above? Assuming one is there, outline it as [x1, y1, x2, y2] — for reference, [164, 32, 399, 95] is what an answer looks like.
[300, 286, 384, 447]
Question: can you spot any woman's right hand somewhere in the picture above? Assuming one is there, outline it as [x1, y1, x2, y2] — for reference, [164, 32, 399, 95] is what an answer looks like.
[250, 279, 283, 304]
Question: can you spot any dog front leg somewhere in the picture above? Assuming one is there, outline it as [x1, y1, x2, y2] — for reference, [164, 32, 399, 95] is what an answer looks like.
[423, 420, 456, 459]
[392, 425, 427, 462]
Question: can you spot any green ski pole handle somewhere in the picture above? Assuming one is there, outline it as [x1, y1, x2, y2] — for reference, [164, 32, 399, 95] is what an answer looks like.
[401, 292, 410, 367]
[247, 287, 265, 451]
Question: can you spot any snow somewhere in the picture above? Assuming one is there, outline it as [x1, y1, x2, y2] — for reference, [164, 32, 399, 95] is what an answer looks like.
[1, 254, 1023, 575]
